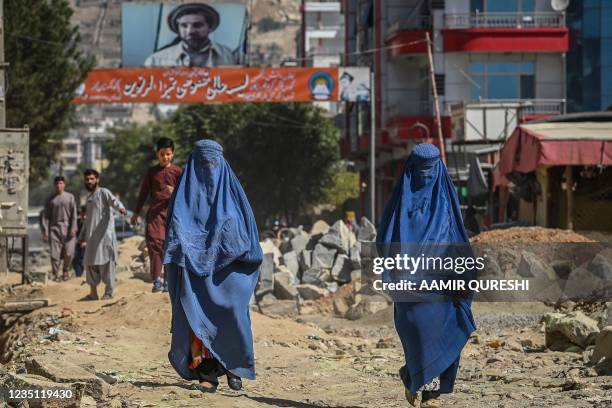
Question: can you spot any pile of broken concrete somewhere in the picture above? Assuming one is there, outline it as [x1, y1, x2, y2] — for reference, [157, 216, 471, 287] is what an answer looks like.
[543, 302, 612, 376]
[254, 217, 388, 318]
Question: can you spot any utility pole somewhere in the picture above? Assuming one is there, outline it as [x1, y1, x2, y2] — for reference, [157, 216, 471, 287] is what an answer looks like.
[0, 0, 5, 127]
[425, 31, 446, 164]
[0, 0, 7, 271]
[369, 69, 376, 223]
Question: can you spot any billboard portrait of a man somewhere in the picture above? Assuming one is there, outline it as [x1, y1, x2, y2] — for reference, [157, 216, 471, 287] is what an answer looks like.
[122, 2, 247, 68]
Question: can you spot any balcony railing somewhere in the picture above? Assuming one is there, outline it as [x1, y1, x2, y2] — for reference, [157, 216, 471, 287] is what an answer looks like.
[449, 99, 566, 141]
[516, 99, 566, 115]
[445, 12, 565, 29]
[304, 1, 341, 13]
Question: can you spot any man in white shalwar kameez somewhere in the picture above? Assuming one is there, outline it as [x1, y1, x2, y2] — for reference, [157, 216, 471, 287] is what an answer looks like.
[78, 169, 127, 300]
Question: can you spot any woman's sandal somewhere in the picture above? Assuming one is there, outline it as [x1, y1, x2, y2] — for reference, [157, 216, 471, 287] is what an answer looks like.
[420, 398, 441, 408]
[197, 380, 217, 393]
[420, 391, 441, 407]
[404, 388, 421, 407]
[226, 372, 242, 391]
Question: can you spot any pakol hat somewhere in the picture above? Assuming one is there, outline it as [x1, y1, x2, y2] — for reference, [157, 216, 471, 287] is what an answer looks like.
[168, 3, 220, 33]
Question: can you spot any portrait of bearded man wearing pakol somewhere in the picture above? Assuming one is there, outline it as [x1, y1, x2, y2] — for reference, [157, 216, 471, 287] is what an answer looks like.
[144, 3, 243, 68]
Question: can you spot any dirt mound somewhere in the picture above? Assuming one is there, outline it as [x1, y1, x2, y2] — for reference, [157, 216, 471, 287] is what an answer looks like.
[471, 227, 595, 244]
[117, 235, 145, 269]
[306, 282, 355, 315]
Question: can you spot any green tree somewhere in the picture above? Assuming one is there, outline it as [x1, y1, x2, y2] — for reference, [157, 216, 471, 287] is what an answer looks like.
[231, 104, 339, 225]
[5, 0, 94, 182]
[103, 103, 340, 226]
[323, 170, 360, 208]
[171, 103, 340, 225]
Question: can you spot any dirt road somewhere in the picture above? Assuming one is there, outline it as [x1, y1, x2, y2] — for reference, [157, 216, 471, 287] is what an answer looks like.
[1, 263, 611, 407]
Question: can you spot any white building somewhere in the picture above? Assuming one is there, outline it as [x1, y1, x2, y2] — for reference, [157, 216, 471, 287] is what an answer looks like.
[344, 0, 569, 219]
[301, 0, 345, 111]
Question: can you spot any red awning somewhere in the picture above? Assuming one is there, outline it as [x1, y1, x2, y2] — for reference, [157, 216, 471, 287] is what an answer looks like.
[494, 122, 612, 187]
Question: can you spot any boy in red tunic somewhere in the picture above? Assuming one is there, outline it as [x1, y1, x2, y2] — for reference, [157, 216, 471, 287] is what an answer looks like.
[131, 137, 182, 292]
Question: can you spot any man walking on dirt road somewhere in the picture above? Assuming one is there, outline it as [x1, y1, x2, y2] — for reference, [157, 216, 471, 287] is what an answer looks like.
[41, 176, 78, 282]
[78, 169, 127, 300]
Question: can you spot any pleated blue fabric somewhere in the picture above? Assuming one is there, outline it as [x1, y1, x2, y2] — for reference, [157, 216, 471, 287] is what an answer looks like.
[164, 139, 262, 380]
[377, 143, 476, 394]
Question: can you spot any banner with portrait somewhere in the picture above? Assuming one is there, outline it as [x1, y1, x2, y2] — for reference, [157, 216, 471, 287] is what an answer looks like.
[73, 67, 354, 103]
[122, 2, 247, 67]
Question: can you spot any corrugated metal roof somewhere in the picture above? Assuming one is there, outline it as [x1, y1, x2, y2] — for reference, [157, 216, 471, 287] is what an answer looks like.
[521, 122, 612, 141]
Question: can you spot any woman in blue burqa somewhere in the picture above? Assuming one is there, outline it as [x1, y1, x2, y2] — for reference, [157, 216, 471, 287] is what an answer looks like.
[163, 139, 263, 392]
[377, 144, 476, 407]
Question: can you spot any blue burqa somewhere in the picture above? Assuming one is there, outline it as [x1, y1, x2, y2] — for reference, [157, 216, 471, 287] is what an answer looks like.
[377, 144, 476, 394]
[163, 140, 263, 381]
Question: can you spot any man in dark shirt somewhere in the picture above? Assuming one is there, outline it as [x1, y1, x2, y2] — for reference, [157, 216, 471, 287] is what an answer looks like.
[131, 138, 182, 292]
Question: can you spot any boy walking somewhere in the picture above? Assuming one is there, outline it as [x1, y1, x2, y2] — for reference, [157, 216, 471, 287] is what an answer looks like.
[131, 137, 182, 292]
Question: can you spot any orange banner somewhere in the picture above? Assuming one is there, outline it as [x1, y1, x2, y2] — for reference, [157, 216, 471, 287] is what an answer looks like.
[74, 67, 341, 104]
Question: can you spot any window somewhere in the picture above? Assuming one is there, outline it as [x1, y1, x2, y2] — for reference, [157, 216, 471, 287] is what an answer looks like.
[471, 0, 534, 13]
[470, 61, 535, 100]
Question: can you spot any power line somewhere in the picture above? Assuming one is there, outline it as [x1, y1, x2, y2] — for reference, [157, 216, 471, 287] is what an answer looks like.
[7, 30, 430, 65]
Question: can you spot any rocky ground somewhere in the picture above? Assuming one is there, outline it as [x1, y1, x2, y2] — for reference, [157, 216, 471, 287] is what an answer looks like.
[0, 225, 611, 407]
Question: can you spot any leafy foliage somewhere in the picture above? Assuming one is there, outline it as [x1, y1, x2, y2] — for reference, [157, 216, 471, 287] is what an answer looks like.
[103, 103, 341, 225]
[5, 0, 94, 182]
[323, 170, 360, 208]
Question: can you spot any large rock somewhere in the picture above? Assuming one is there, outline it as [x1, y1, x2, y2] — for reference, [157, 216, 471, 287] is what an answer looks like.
[517, 251, 558, 280]
[301, 267, 332, 286]
[345, 294, 389, 320]
[358, 217, 377, 241]
[349, 243, 361, 269]
[565, 254, 612, 302]
[331, 254, 353, 283]
[310, 220, 330, 235]
[274, 270, 298, 300]
[333, 297, 350, 316]
[603, 303, 612, 328]
[258, 299, 299, 317]
[275, 265, 298, 284]
[282, 251, 300, 278]
[260, 239, 282, 266]
[325, 281, 339, 293]
[299, 249, 312, 272]
[256, 253, 275, 298]
[290, 233, 310, 255]
[311, 244, 337, 269]
[544, 312, 600, 350]
[588, 254, 612, 280]
[25, 356, 109, 399]
[296, 284, 329, 300]
[516, 251, 563, 302]
[319, 220, 356, 254]
[592, 326, 612, 362]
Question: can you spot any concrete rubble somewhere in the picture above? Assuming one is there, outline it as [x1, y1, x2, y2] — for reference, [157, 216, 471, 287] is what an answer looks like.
[255, 218, 383, 318]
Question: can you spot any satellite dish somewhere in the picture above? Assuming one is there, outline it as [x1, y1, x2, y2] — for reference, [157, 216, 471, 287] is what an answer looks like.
[551, 0, 570, 11]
